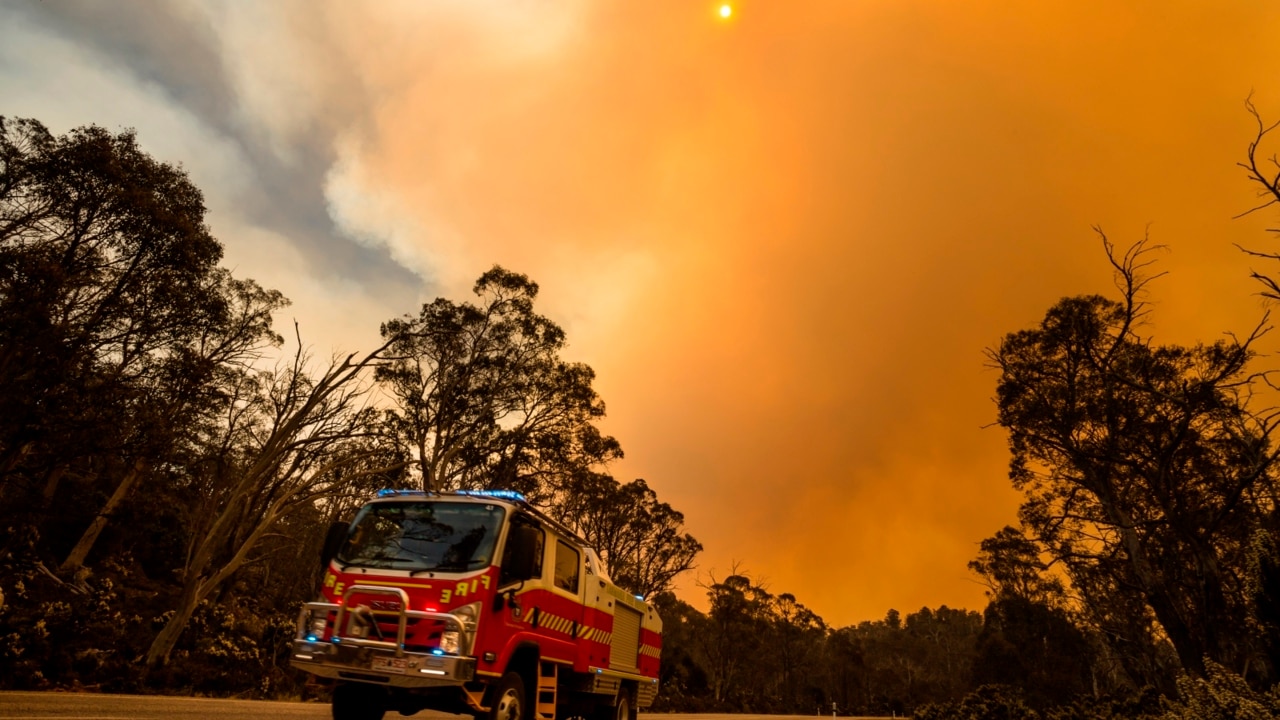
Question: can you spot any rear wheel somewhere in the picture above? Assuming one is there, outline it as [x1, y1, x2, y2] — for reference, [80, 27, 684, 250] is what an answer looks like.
[485, 672, 526, 720]
[332, 681, 388, 720]
[594, 688, 634, 720]
[620, 689, 639, 720]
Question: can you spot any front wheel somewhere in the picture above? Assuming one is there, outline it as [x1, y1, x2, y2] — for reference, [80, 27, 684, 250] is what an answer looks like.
[332, 681, 388, 720]
[485, 672, 526, 720]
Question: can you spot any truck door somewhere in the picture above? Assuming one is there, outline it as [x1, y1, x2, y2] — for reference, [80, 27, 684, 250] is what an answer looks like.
[490, 516, 580, 666]
[538, 535, 585, 664]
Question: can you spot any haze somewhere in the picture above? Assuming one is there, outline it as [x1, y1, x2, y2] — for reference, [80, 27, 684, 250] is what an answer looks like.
[4, 0, 1280, 627]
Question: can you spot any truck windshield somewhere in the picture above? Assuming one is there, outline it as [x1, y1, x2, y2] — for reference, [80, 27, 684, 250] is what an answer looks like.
[337, 501, 505, 573]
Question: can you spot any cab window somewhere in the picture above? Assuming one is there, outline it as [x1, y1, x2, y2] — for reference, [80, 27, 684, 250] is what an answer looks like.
[553, 539, 580, 593]
[499, 516, 544, 587]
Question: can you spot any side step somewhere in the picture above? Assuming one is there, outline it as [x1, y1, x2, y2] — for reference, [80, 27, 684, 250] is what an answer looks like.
[536, 661, 558, 720]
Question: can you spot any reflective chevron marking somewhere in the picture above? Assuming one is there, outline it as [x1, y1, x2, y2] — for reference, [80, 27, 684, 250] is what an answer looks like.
[535, 610, 604, 640]
[532, 609, 616, 643]
[581, 621, 610, 643]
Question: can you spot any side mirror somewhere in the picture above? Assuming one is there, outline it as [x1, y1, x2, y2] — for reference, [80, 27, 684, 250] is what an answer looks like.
[492, 584, 523, 614]
[504, 525, 542, 582]
[320, 521, 350, 572]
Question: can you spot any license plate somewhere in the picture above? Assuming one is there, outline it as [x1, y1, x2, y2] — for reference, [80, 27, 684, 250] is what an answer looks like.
[371, 656, 410, 674]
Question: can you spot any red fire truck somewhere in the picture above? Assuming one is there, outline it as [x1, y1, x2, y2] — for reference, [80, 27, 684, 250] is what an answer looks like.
[291, 489, 662, 720]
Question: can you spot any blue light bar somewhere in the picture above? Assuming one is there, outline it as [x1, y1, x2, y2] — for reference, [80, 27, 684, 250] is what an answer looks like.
[377, 488, 429, 497]
[457, 489, 526, 502]
[376, 488, 526, 501]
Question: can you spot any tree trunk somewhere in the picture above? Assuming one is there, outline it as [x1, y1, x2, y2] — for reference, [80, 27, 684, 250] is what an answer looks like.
[42, 464, 68, 501]
[145, 575, 203, 668]
[59, 459, 145, 573]
[145, 493, 295, 667]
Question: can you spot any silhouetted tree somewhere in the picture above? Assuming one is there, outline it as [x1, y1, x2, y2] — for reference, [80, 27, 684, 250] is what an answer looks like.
[969, 526, 1134, 703]
[972, 595, 1094, 708]
[376, 267, 620, 497]
[553, 474, 701, 598]
[145, 337, 405, 667]
[771, 592, 826, 711]
[903, 606, 983, 706]
[0, 117, 284, 577]
[969, 526, 1064, 607]
[649, 592, 712, 710]
[59, 271, 285, 574]
[1232, 96, 1280, 684]
[700, 572, 773, 706]
[990, 234, 1280, 680]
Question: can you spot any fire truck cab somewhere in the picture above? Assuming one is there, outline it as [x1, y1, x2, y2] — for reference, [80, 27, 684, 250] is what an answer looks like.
[291, 489, 662, 720]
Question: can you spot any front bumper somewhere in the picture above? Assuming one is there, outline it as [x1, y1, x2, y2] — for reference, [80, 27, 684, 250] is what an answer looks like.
[290, 585, 477, 689]
[291, 637, 476, 688]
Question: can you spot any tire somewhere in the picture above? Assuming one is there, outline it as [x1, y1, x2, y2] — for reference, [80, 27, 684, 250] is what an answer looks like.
[619, 689, 638, 720]
[485, 672, 526, 720]
[593, 688, 633, 720]
[332, 681, 388, 720]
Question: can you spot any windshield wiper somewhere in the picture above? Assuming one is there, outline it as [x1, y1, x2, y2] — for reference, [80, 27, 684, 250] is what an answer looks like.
[411, 559, 473, 576]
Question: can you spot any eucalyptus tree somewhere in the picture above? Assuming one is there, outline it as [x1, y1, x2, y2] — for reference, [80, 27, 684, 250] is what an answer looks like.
[771, 592, 827, 712]
[989, 235, 1280, 678]
[376, 267, 620, 498]
[1233, 97, 1280, 679]
[700, 572, 775, 705]
[968, 526, 1103, 703]
[145, 337, 406, 668]
[552, 474, 701, 598]
[968, 526, 1065, 607]
[0, 117, 285, 574]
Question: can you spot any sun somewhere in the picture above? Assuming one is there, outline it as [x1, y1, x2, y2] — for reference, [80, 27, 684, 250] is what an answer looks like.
[719, 4, 732, 19]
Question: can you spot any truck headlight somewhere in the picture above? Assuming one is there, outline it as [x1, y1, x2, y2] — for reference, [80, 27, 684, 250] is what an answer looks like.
[440, 630, 461, 654]
[453, 601, 481, 630]
[440, 601, 481, 655]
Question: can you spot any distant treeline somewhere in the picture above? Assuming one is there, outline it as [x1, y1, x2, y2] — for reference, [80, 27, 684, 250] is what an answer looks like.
[652, 578, 983, 717]
[7, 109, 1280, 720]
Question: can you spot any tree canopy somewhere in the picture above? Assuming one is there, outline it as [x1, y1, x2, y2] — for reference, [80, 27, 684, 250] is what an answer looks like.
[376, 267, 621, 498]
[989, 235, 1280, 689]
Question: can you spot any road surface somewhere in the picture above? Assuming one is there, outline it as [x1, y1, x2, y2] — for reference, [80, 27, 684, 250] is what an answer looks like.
[0, 692, 338, 719]
[0, 693, 894, 720]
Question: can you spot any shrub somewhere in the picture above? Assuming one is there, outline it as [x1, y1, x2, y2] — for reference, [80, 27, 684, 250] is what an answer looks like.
[914, 685, 1041, 720]
[1160, 661, 1280, 720]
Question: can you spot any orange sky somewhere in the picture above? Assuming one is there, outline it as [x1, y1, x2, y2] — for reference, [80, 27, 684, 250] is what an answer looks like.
[7, 0, 1280, 626]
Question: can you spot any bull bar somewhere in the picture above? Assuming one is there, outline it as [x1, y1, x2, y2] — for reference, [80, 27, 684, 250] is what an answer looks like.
[290, 584, 478, 688]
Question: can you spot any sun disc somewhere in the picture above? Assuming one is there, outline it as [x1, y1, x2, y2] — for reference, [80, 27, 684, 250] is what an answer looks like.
[719, 5, 732, 19]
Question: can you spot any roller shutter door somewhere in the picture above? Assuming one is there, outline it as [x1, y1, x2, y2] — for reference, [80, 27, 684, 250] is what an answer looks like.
[609, 605, 641, 671]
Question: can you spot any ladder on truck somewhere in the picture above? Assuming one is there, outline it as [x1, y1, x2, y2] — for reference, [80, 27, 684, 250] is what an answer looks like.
[536, 661, 558, 720]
